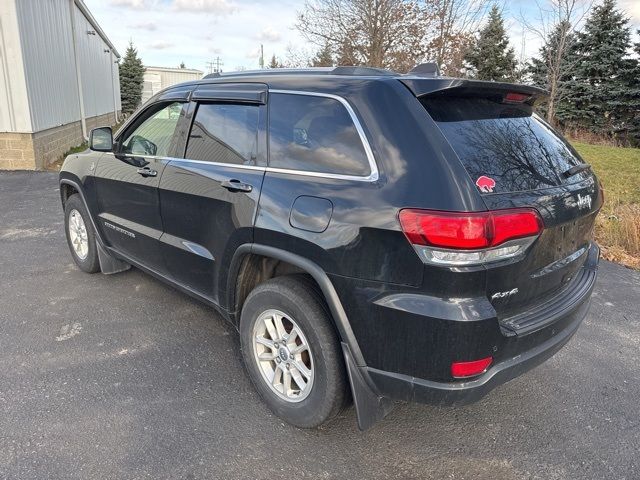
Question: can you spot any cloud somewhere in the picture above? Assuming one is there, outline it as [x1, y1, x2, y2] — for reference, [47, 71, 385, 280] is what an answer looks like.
[172, 0, 236, 15]
[109, 0, 147, 8]
[620, 0, 640, 25]
[85, 0, 311, 71]
[257, 26, 281, 42]
[130, 21, 157, 31]
[245, 46, 261, 60]
[148, 41, 174, 50]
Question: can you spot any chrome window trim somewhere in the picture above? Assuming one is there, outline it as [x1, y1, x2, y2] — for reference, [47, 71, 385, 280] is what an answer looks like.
[268, 89, 379, 182]
[107, 90, 381, 183]
[170, 157, 266, 171]
[104, 152, 267, 171]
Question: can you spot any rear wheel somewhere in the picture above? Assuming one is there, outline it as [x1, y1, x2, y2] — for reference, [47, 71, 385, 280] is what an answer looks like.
[240, 275, 347, 428]
[64, 194, 100, 273]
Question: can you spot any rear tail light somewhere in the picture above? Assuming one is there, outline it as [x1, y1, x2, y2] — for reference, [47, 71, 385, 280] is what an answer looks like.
[399, 208, 543, 266]
[451, 356, 493, 378]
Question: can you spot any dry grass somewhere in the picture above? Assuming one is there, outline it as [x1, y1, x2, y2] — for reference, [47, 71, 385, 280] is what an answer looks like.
[565, 129, 633, 148]
[572, 141, 640, 269]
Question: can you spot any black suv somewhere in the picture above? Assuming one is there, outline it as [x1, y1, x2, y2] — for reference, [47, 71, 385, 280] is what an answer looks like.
[59, 66, 601, 430]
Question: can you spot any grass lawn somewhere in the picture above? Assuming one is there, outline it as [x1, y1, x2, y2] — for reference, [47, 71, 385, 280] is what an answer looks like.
[572, 141, 640, 269]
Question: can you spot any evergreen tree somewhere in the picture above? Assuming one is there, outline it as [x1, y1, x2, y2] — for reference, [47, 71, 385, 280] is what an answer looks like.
[268, 54, 283, 68]
[563, 0, 633, 140]
[622, 30, 640, 145]
[464, 5, 516, 81]
[528, 21, 579, 125]
[119, 42, 145, 114]
[310, 43, 334, 67]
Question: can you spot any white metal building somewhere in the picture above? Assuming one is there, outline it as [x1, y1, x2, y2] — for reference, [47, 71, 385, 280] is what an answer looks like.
[141, 66, 203, 104]
[0, 0, 121, 170]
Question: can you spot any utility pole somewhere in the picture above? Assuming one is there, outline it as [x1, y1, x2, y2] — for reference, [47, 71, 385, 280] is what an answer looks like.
[205, 57, 223, 74]
[259, 44, 264, 69]
[213, 56, 223, 73]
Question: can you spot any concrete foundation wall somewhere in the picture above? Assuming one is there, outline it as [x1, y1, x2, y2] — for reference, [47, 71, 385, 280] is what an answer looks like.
[0, 133, 36, 170]
[0, 111, 120, 170]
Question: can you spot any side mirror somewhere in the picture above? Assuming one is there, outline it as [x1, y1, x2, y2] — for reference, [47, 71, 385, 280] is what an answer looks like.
[89, 127, 113, 152]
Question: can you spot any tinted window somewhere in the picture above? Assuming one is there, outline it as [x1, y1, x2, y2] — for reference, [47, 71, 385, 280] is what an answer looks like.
[421, 97, 588, 193]
[122, 102, 183, 157]
[269, 93, 370, 176]
[186, 103, 260, 165]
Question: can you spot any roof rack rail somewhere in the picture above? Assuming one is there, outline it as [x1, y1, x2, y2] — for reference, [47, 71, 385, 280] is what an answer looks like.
[331, 66, 397, 76]
[202, 68, 334, 79]
[201, 66, 399, 80]
[408, 62, 440, 77]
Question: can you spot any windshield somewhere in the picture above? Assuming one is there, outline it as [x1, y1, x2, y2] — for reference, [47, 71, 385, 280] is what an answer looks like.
[421, 97, 589, 193]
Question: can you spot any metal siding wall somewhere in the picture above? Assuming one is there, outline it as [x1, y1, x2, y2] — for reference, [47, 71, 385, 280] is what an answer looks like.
[0, 0, 31, 132]
[113, 61, 121, 111]
[159, 70, 202, 86]
[15, 0, 79, 132]
[15, 0, 120, 133]
[73, 3, 117, 119]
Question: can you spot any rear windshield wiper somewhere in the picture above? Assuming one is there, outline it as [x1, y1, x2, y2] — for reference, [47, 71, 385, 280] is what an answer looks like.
[563, 163, 591, 178]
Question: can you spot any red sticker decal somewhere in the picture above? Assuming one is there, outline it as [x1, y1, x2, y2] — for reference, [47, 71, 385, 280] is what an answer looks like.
[476, 176, 496, 193]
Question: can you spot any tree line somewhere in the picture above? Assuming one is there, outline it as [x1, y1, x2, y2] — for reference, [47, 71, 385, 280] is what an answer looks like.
[293, 0, 640, 146]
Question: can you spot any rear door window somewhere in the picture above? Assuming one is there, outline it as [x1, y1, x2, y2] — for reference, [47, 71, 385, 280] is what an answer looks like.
[186, 103, 260, 165]
[268, 93, 371, 176]
[421, 97, 588, 193]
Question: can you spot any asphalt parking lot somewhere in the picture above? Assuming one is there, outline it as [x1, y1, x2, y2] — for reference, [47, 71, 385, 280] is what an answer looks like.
[1, 171, 639, 480]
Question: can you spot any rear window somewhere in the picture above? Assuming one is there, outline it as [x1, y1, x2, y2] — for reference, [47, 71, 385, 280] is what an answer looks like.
[269, 93, 371, 176]
[421, 97, 588, 193]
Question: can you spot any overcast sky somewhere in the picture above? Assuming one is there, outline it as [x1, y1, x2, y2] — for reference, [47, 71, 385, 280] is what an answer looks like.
[85, 0, 640, 74]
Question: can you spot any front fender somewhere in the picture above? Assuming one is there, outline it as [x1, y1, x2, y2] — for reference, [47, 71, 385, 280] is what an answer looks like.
[59, 151, 103, 242]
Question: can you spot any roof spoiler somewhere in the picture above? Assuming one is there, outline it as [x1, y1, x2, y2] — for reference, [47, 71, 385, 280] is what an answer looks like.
[400, 78, 549, 105]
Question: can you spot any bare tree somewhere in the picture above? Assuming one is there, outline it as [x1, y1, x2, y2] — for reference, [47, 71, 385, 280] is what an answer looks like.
[423, 0, 490, 76]
[521, 0, 592, 125]
[296, 0, 427, 72]
[283, 44, 313, 68]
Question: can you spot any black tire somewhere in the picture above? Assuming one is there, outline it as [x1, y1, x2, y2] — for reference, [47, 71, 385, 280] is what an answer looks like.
[240, 275, 348, 428]
[64, 194, 100, 273]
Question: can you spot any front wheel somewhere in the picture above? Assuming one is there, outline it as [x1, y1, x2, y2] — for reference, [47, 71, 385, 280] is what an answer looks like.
[240, 275, 348, 428]
[64, 194, 100, 273]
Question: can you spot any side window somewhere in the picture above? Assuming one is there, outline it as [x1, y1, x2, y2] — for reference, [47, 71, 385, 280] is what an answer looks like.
[269, 93, 370, 176]
[121, 102, 184, 157]
[185, 103, 260, 165]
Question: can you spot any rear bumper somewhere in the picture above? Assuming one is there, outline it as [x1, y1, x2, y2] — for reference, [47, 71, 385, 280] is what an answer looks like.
[361, 243, 598, 405]
[366, 294, 590, 405]
[338, 243, 599, 417]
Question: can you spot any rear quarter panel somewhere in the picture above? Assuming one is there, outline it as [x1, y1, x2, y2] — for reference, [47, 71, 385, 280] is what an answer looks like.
[255, 78, 486, 285]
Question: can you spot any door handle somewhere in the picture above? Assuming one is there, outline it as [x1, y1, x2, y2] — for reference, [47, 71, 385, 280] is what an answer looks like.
[221, 179, 253, 193]
[136, 166, 157, 177]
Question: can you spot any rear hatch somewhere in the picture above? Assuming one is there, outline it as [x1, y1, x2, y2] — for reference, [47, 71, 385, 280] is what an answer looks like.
[410, 80, 602, 326]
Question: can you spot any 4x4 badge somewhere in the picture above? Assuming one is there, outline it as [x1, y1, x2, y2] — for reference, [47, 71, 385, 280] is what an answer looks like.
[476, 176, 496, 193]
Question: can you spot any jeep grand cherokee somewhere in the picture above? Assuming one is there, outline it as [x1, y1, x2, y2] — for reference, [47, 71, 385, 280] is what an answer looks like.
[59, 65, 602, 430]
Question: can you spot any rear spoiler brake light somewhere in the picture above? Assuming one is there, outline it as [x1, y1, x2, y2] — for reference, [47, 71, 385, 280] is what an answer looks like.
[400, 78, 548, 105]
